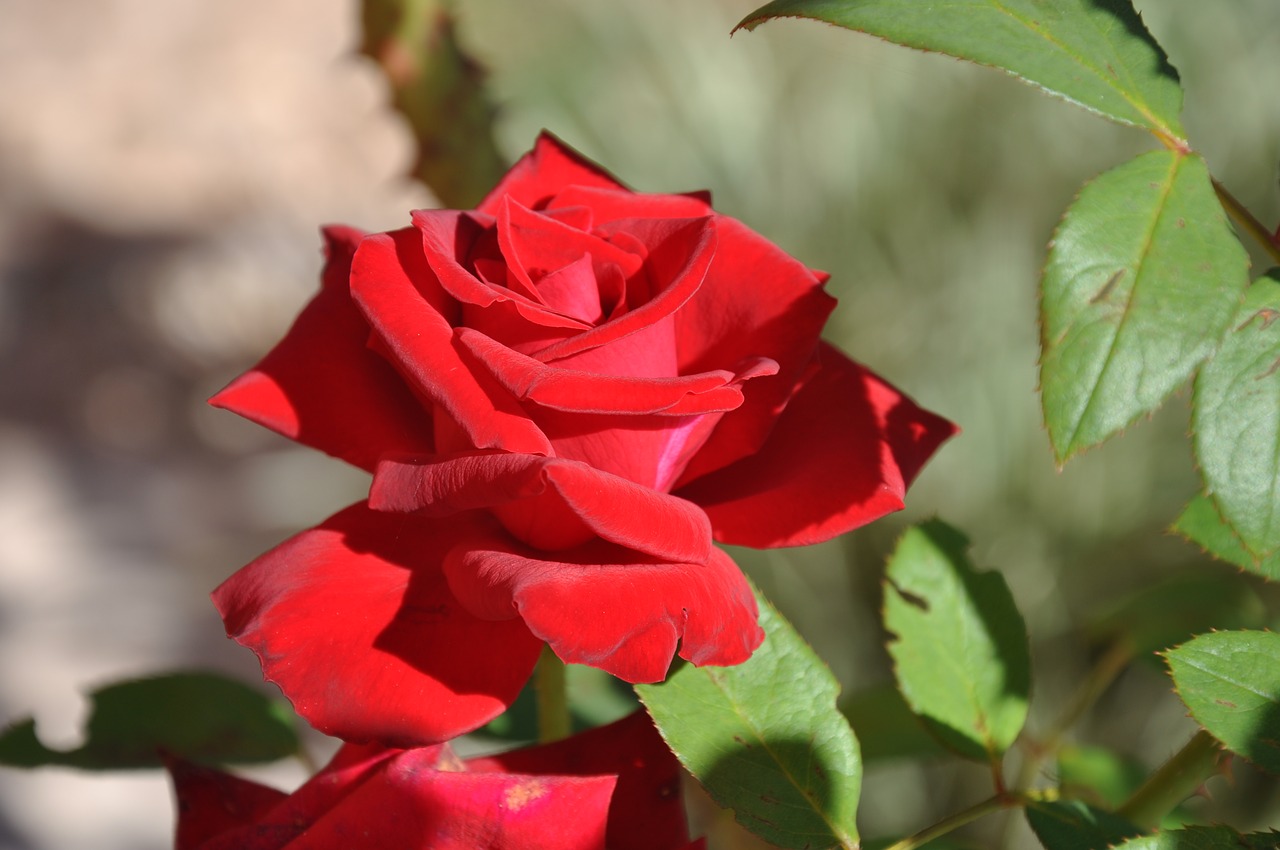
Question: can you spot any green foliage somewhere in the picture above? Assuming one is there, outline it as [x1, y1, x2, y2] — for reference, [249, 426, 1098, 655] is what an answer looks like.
[735, 0, 1184, 136]
[1086, 571, 1266, 659]
[1193, 271, 1280, 562]
[360, 0, 507, 207]
[1057, 745, 1148, 809]
[1040, 150, 1250, 462]
[1165, 630, 1280, 774]
[883, 521, 1030, 762]
[0, 672, 298, 770]
[637, 583, 861, 850]
[1174, 494, 1280, 580]
[1025, 800, 1143, 850]
[841, 683, 947, 762]
[1113, 826, 1280, 850]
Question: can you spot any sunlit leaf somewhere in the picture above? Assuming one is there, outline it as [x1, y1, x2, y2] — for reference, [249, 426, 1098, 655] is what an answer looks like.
[637, 584, 860, 850]
[0, 672, 298, 770]
[1174, 494, 1280, 580]
[841, 683, 947, 762]
[1040, 150, 1249, 462]
[1166, 631, 1280, 774]
[735, 0, 1184, 136]
[1193, 271, 1280, 562]
[883, 521, 1030, 761]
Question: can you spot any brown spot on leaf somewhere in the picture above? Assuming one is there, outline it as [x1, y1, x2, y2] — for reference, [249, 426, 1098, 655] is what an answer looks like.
[1090, 270, 1124, 305]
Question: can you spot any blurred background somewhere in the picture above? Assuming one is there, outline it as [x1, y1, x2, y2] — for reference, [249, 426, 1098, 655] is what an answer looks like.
[1, 0, 1279, 847]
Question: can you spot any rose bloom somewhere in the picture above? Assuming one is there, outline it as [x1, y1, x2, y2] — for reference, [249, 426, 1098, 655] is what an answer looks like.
[212, 133, 955, 745]
[167, 711, 697, 850]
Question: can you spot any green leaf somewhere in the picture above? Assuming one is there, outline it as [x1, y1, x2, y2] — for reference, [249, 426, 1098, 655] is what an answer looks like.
[734, 0, 1184, 137]
[1025, 800, 1143, 850]
[1057, 745, 1148, 809]
[360, 0, 507, 207]
[1113, 826, 1280, 850]
[1165, 630, 1280, 774]
[1040, 150, 1249, 462]
[841, 683, 947, 762]
[1086, 571, 1266, 658]
[1174, 494, 1280, 580]
[883, 521, 1030, 761]
[1193, 271, 1280, 562]
[637, 583, 860, 850]
[0, 672, 299, 770]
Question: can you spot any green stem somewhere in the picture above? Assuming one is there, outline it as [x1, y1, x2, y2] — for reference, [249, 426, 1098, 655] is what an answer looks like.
[1213, 178, 1280, 265]
[884, 791, 1050, 850]
[1017, 640, 1133, 789]
[535, 645, 572, 743]
[1116, 730, 1224, 829]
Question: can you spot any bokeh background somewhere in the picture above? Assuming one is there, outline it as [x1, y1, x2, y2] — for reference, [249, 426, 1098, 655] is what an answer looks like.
[1, 1, 1279, 847]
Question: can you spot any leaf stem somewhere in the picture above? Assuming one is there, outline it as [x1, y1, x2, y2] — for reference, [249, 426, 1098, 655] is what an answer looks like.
[1016, 640, 1133, 789]
[1212, 178, 1280, 265]
[535, 645, 571, 743]
[883, 790, 1052, 850]
[1116, 729, 1224, 828]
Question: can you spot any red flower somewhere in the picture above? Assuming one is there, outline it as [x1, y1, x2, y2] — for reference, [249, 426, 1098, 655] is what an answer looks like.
[168, 712, 693, 850]
[212, 133, 955, 744]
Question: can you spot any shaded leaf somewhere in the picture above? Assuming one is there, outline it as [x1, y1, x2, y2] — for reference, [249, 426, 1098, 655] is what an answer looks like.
[637, 583, 860, 850]
[1025, 799, 1143, 850]
[1114, 826, 1280, 850]
[360, 0, 507, 207]
[1086, 571, 1266, 659]
[1040, 150, 1249, 461]
[1174, 494, 1280, 580]
[1165, 630, 1280, 774]
[735, 0, 1184, 136]
[1193, 271, 1280, 562]
[883, 521, 1030, 761]
[1057, 745, 1148, 809]
[841, 683, 947, 762]
[0, 672, 298, 770]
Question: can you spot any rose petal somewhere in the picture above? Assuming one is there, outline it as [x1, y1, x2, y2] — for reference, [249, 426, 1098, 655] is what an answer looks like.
[370, 452, 712, 563]
[212, 502, 543, 746]
[466, 712, 689, 850]
[209, 226, 436, 472]
[478, 131, 626, 215]
[672, 214, 839, 483]
[350, 228, 552, 456]
[677, 343, 957, 548]
[293, 751, 616, 850]
[456, 327, 753, 416]
[532, 216, 717, 363]
[167, 757, 287, 850]
[444, 537, 762, 682]
[547, 185, 712, 221]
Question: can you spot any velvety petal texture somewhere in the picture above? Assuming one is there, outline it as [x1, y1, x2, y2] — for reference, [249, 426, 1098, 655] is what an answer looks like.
[168, 712, 692, 850]
[212, 503, 543, 746]
[210, 132, 954, 746]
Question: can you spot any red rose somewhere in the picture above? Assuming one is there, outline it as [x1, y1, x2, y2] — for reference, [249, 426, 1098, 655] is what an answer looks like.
[212, 133, 955, 745]
[168, 711, 692, 850]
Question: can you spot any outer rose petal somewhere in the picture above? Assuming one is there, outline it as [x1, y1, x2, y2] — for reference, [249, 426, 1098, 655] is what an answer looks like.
[350, 227, 553, 456]
[478, 131, 626, 216]
[291, 753, 615, 850]
[212, 502, 543, 746]
[444, 537, 763, 682]
[370, 451, 713, 562]
[167, 757, 287, 850]
[677, 342, 958, 548]
[209, 226, 435, 472]
[672, 215, 838, 484]
[466, 712, 689, 850]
